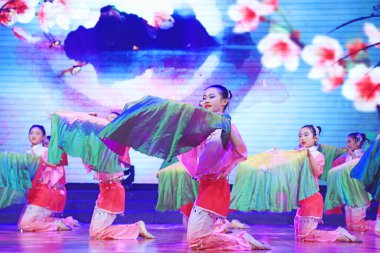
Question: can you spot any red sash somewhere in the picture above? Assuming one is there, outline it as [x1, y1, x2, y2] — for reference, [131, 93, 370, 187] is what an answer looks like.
[97, 181, 125, 213]
[297, 192, 324, 218]
[179, 202, 194, 218]
[48, 187, 67, 213]
[195, 175, 230, 217]
[27, 158, 67, 212]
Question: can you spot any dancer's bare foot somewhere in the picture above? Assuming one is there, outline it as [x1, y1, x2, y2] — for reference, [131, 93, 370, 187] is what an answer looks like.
[63, 217, 80, 227]
[337, 227, 362, 243]
[243, 232, 271, 250]
[224, 225, 233, 234]
[230, 219, 250, 229]
[138, 221, 155, 239]
[57, 220, 72, 231]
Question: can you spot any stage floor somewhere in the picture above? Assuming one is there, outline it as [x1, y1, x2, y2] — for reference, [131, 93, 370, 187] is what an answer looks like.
[0, 224, 378, 252]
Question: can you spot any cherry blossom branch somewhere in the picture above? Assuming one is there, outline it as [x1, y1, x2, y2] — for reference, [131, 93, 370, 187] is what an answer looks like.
[334, 42, 380, 64]
[374, 60, 380, 69]
[0, 1, 12, 12]
[276, 9, 294, 32]
[328, 14, 380, 34]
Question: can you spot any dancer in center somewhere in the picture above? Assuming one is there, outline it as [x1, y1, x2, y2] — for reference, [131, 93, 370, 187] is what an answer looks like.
[180, 85, 270, 250]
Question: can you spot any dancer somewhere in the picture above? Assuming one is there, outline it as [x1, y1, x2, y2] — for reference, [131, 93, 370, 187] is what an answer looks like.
[294, 125, 361, 242]
[88, 112, 154, 240]
[351, 134, 380, 236]
[331, 132, 368, 167]
[157, 160, 248, 231]
[46, 111, 154, 239]
[181, 85, 270, 250]
[18, 125, 77, 232]
[325, 132, 373, 231]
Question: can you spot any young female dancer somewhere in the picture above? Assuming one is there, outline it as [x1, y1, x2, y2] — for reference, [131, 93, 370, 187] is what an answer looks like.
[48, 111, 154, 240]
[294, 125, 361, 242]
[332, 132, 368, 167]
[180, 85, 270, 250]
[157, 160, 248, 232]
[18, 125, 77, 232]
[350, 134, 380, 236]
[89, 169, 154, 240]
[326, 132, 372, 231]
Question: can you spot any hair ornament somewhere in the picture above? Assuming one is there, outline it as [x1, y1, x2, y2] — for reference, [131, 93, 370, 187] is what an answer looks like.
[313, 125, 320, 136]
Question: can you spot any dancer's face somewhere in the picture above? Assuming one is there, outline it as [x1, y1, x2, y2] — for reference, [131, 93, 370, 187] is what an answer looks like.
[201, 88, 228, 113]
[346, 136, 360, 151]
[298, 127, 317, 148]
[29, 127, 45, 146]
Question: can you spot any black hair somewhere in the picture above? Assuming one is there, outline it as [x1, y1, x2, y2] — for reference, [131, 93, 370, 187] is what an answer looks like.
[204, 84, 232, 112]
[347, 132, 370, 148]
[29, 125, 46, 136]
[301, 125, 322, 137]
[109, 111, 120, 116]
[100, 5, 117, 14]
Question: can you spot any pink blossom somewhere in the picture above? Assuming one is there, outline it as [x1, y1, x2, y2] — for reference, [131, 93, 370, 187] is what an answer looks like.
[346, 39, 367, 60]
[302, 35, 344, 79]
[228, 0, 274, 33]
[15, 0, 38, 23]
[257, 32, 301, 71]
[37, 2, 62, 32]
[0, 8, 17, 26]
[342, 64, 380, 112]
[37, 0, 90, 32]
[364, 22, 380, 48]
[262, 0, 279, 11]
[0, 0, 38, 26]
[321, 64, 345, 92]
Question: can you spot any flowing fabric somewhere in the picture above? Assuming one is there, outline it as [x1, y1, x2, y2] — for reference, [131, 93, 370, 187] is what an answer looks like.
[318, 144, 345, 181]
[156, 161, 199, 211]
[179, 124, 246, 178]
[351, 135, 380, 200]
[98, 96, 231, 161]
[48, 111, 128, 173]
[0, 152, 40, 208]
[325, 159, 371, 211]
[230, 149, 319, 212]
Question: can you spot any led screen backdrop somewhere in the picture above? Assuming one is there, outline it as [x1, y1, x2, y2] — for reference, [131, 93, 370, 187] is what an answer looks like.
[0, 0, 379, 183]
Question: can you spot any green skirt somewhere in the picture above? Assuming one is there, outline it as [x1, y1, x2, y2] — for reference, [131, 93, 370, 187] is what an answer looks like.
[325, 159, 371, 210]
[351, 135, 380, 200]
[98, 96, 231, 161]
[0, 152, 40, 208]
[318, 144, 345, 181]
[230, 149, 319, 212]
[48, 111, 124, 173]
[156, 161, 199, 211]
